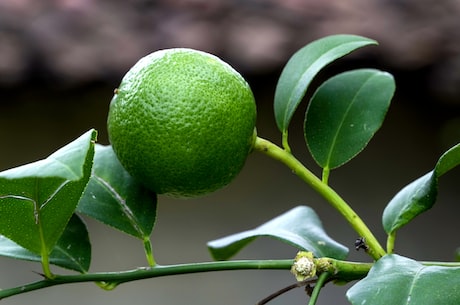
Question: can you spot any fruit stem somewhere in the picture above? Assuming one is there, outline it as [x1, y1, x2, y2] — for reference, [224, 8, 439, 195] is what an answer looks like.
[253, 136, 386, 260]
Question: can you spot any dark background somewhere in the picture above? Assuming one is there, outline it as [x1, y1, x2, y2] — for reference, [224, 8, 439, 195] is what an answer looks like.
[1, 1, 460, 304]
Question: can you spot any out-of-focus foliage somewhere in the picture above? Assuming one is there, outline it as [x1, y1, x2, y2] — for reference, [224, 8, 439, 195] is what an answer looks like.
[0, 0, 460, 96]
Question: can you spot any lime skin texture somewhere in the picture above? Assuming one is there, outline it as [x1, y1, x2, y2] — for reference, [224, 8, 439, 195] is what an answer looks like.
[108, 48, 257, 198]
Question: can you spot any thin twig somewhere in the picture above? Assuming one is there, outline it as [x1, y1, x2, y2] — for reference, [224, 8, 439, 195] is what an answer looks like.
[257, 279, 317, 305]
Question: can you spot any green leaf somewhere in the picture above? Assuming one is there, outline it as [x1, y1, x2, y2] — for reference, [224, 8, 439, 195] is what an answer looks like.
[274, 34, 377, 132]
[382, 143, 460, 234]
[0, 129, 96, 255]
[207, 206, 348, 261]
[436, 143, 460, 176]
[0, 214, 91, 273]
[77, 144, 157, 240]
[347, 254, 460, 305]
[305, 69, 395, 169]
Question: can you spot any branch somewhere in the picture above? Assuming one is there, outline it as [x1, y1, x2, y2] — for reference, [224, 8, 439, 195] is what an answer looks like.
[0, 259, 292, 300]
[0, 255, 392, 301]
[253, 137, 386, 260]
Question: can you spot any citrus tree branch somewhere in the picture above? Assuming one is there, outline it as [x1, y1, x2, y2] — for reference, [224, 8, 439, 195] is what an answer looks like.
[253, 136, 386, 260]
[0, 260, 293, 300]
[0, 257, 381, 301]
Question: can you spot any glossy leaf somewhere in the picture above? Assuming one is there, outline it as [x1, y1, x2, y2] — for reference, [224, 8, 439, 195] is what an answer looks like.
[274, 34, 377, 132]
[383, 143, 460, 234]
[77, 144, 157, 239]
[207, 206, 348, 261]
[0, 130, 96, 255]
[0, 214, 91, 273]
[305, 69, 395, 169]
[347, 254, 460, 304]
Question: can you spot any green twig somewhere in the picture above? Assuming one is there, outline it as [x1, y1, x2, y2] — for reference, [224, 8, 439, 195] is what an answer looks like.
[253, 136, 386, 260]
[0, 260, 293, 300]
[327, 258, 372, 282]
[308, 272, 330, 305]
[1, 256, 411, 301]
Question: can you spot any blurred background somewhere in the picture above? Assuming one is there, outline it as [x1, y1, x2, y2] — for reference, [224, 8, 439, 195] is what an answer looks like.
[1, 0, 460, 304]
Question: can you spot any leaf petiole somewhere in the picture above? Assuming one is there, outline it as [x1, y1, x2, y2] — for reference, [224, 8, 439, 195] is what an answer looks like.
[321, 167, 330, 185]
[143, 238, 156, 267]
[281, 130, 292, 153]
[386, 231, 396, 254]
[37, 210, 53, 279]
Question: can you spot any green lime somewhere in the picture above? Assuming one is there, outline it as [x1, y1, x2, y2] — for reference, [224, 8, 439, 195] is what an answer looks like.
[107, 48, 257, 198]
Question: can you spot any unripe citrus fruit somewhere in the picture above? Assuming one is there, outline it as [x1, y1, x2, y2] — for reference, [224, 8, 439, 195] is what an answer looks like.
[107, 48, 257, 198]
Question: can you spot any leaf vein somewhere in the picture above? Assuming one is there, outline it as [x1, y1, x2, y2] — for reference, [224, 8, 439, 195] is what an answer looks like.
[94, 175, 145, 237]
